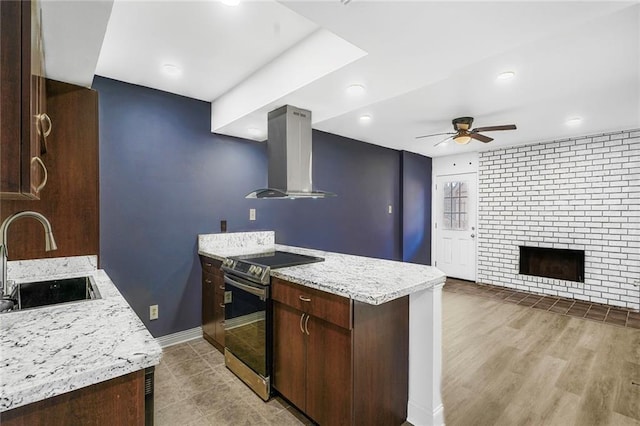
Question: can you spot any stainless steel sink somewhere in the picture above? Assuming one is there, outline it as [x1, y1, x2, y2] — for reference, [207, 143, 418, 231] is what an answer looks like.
[3, 276, 101, 312]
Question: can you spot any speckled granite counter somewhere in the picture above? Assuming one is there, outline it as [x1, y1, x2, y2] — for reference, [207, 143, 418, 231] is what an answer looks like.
[0, 256, 162, 412]
[198, 231, 446, 305]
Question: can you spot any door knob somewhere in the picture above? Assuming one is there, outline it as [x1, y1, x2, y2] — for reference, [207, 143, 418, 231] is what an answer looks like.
[471, 234, 475, 238]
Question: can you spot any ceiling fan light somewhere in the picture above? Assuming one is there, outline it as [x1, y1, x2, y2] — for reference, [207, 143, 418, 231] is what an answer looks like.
[454, 135, 472, 144]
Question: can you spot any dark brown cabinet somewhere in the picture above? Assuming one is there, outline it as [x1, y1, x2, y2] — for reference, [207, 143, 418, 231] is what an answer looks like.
[273, 278, 352, 425]
[273, 301, 310, 412]
[200, 256, 225, 351]
[1, 370, 145, 426]
[305, 312, 353, 425]
[1, 0, 50, 200]
[1, 80, 99, 261]
[272, 277, 410, 426]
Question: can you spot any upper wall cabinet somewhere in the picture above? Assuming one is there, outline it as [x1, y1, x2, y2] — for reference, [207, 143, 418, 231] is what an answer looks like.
[1, 0, 50, 200]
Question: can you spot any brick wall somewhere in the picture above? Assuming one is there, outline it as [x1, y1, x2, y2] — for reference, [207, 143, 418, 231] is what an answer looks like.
[477, 129, 640, 310]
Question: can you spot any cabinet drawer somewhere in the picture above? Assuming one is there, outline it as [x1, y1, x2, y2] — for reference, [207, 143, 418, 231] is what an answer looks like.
[200, 256, 222, 274]
[272, 278, 352, 330]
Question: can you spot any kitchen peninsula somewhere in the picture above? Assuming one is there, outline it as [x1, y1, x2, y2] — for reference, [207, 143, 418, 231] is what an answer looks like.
[0, 256, 162, 425]
[199, 231, 447, 426]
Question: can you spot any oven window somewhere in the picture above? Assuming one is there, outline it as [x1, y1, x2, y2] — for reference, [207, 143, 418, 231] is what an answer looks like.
[225, 283, 267, 377]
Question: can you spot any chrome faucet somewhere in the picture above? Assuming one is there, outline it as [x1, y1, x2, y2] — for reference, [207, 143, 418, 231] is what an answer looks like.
[0, 211, 57, 298]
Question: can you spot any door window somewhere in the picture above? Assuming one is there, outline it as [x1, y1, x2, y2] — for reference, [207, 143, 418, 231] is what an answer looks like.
[443, 181, 468, 230]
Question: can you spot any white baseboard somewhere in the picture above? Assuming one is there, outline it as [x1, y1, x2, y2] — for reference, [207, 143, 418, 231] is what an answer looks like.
[407, 401, 445, 426]
[156, 326, 203, 348]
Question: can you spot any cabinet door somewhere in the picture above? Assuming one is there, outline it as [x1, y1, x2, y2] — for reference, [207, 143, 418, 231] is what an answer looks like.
[0, 0, 44, 200]
[213, 272, 225, 347]
[0, 1, 24, 196]
[202, 271, 216, 340]
[273, 301, 307, 411]
[306, 315, 352, 426]
[29, 0, 46, 196]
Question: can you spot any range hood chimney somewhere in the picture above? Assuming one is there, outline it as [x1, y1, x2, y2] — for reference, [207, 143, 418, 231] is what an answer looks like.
[246, 105, 335, 199]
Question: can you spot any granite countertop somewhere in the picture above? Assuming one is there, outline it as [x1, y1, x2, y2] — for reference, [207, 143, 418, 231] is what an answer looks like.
[0, 256, 162, 412]
[198, 232, 446, 305]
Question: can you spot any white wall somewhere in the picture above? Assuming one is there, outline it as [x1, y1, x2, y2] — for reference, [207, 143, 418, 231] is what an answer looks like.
[477, 129, 640, 310]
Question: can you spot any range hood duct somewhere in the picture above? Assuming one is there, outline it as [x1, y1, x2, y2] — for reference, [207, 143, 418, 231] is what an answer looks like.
[246, 105, 335, 199]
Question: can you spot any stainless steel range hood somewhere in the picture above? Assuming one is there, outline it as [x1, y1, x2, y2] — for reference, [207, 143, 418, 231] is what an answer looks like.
[246, 105, 335, 199]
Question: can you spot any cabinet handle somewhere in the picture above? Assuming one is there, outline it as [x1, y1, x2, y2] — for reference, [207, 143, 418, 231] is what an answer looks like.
[219, 285, 225, 290]
[205, 263, 212, 267]
[36, 114, 51, 155]
[219, 303, 225, 308]
[205, 279, 212, 284]
[304, 314, 310, 335]
[31, 157, 48, 193]
[38, 113, 52, 137]
[299, 295, 311, 302]
[299, 313, 305, 334]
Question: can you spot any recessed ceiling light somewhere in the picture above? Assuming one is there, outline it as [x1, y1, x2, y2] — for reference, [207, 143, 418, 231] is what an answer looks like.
[162, 63, 181, 76]
[248, 127, 262, 137]
[346, 84, 365, 95]
[566, 117, 583, 126]
[220, 0, 240, 6]
[497, 71, 516, 80]
[359, 114, 372, 123]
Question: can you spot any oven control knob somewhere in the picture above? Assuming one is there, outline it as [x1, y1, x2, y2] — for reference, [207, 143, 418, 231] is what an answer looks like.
[249, 265, 256, 273]
[254, 266, 263, 275]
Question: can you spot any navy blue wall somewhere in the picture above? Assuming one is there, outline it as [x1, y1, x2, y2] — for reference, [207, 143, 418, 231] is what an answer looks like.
[400, 151, 432, 265]
[94, 77, 410, 337]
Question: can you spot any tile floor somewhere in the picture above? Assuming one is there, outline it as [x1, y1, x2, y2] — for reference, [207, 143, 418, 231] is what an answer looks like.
[154, 339, 313, 426]
[445, 278, 640, 329]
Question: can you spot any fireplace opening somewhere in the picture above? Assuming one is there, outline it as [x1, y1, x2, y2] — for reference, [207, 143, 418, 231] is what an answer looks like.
[519, 246, 585, 282]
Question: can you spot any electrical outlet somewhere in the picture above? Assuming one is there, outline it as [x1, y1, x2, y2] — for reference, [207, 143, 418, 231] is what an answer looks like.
[388, 205, 393, 214]
[249, 208, 256, 221]
[149, 305, 159, 320]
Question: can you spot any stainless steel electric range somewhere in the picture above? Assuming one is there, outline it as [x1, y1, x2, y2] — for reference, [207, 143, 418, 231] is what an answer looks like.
[220, 250, 324, 400]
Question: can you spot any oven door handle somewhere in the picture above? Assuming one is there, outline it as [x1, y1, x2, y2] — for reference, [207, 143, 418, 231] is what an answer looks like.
[224, 275, 268, 301]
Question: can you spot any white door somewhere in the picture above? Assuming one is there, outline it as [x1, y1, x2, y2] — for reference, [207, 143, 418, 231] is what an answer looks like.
[435, 173, 477, 281]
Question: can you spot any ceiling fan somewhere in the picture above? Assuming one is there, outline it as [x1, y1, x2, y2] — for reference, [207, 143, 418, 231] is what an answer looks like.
[416, 117, 516, 147]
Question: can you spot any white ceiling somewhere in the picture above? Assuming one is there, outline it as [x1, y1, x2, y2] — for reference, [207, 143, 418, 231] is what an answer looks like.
[43, 1, 640, 157]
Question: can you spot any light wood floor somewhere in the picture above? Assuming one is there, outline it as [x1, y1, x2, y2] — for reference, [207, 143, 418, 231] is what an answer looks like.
[156, 290, 639, 426]
[442, 290, 640, 426]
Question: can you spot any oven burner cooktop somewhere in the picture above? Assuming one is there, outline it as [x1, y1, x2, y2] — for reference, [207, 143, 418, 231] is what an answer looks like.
[221, 251, 324, 285]
[234, 251, 324, 269]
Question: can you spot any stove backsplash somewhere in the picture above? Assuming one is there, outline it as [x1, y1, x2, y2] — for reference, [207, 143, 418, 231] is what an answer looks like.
[477, 129, 640, 311]
[198, 231, 275, 255]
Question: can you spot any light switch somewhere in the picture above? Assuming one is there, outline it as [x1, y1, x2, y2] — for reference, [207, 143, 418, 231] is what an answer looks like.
[388, 205, 393, 214]
[249, 208, 256, 221]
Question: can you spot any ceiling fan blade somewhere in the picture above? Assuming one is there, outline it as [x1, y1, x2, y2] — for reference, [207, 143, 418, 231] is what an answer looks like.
[433, 135, 454, 147]
[415, 132, 455, 139]
[470, 133, 493, 143]
[472, 124, 517, 132]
